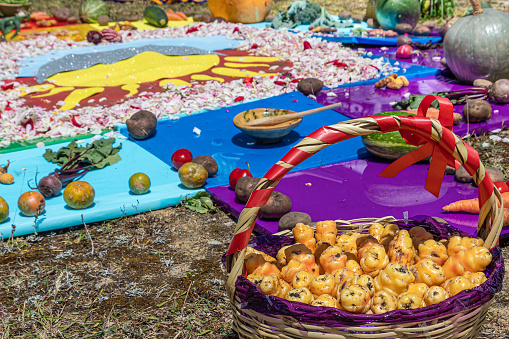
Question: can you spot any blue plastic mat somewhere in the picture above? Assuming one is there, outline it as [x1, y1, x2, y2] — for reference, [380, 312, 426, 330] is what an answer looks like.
[119, 92, 370, 188]
[16, 36, 243, 79]
[0, 138, 192, 239]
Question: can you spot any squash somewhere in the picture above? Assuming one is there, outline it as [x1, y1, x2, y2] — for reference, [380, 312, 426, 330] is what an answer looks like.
[375, 0, 421, 31]
[144, 6, 168, 28]
[443, 0, 509, 83]
[208, 0, 273, 24]
[80, 0, 110, 24]
[361, 112, 420, 161]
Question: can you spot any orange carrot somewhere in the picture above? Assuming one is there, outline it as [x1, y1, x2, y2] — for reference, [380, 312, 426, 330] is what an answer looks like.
[166, 8, 175, 14]
[166, 13, 184, 21]
[175, 11, 188, 20]
[443, 192, 509, 213]
[504, 208, 509, 227]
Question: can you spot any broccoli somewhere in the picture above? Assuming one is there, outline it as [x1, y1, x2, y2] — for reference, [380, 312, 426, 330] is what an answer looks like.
[291, 1, 321, 25]
[310, 7, 354, 28]
[271, 11, 298, 29]
[271, 0, 322, 28]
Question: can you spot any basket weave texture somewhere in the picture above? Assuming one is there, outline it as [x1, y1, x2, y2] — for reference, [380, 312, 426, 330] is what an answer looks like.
[225, 95, 505, 338]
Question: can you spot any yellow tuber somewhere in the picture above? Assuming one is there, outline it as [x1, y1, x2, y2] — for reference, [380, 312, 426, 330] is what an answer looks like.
[424, 286, 449, 306]
[293, 223, 316, 252]
[388, 230, 416, 265]
[311, 294, 339, 308]
[442, 246, 492, 279]
[315, 220, 337, 245]
[0, 173, 14, 185]
[338, 284, 371, 313]
[397, 292, 425, 309]
[371, 290, 397, 314]
[285, 287, 314, 304]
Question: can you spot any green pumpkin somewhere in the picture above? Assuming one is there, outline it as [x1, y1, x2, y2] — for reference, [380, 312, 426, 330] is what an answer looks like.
[443, 7, 509, 84]
[375, 0, 421, 31]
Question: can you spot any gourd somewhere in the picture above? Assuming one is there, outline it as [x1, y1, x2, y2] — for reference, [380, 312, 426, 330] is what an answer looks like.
[144, 6, 168, 28]
[208, 0, 273, 24]
[443, 0, 509, 83]
[80, 0, 110, 24]
[375, 0, 421, 31]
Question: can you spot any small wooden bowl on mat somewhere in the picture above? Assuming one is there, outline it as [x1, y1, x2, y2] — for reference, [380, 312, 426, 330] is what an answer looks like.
[224, 95, 504, 338]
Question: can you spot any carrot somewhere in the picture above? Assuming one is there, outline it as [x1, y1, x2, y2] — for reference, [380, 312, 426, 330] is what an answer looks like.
[442, 192, 509, 213]
[175, 11, 188, 20]
[504, 208, 509, 227]
[166, 8, 175, 15]
[166, 13, 184, 21]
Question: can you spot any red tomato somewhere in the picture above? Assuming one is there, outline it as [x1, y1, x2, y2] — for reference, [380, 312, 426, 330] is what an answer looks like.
[229, 168, 252, 190]
[494, 181, 509, 193]
[171, 149, 193, 170]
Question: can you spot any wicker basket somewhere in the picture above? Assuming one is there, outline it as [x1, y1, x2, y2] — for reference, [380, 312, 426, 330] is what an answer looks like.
[225, 95, 504, 338]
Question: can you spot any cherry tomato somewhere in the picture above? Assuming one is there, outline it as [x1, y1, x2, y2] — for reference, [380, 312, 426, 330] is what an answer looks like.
[171, 149, 193, 170]
[494, 181, 509, 193]
[229, 168, 252, 190]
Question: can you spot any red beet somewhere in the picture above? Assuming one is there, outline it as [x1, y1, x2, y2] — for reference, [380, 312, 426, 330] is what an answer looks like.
[489, 79, 509, 104]
[38, 175, 63, 198]
[396, 45, 413, 59]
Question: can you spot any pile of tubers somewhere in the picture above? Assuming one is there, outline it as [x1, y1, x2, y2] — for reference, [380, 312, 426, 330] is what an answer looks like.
[246, 221, 492, 314]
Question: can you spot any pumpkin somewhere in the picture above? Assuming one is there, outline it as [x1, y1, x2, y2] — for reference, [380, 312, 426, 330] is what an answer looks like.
[375, 0, 421, 31]
[208, 0, 273, 23]
[80, 0, 110, 24]
[443, 0, 509, 83]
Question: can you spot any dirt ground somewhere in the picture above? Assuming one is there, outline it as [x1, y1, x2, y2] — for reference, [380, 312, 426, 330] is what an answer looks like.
[1, 0, 509, 338]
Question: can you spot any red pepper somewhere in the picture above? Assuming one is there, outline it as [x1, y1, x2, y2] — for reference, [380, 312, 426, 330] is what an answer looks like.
[243, 77, 253, 84]
[251, 43, 259, 49]
[303, 41, 312, 50]
[71, 114, 83, 128]
[326, 60, 348, 68]
[291, 78, 303, 83]
[1, 83, 14, 90]
[368, 64, 379, 70]
[186, 27, 199, 34]
[274, 81, 286, 86]
[233, 27, 240, 34]
[234, 96, 245, 102]
[22, 119, 34, 130]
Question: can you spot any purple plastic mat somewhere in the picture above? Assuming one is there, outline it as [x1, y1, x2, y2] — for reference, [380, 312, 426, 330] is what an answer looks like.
[314, 76, 509, 137]
[363, 47, 445, 70]
[209, 157, 509, 239]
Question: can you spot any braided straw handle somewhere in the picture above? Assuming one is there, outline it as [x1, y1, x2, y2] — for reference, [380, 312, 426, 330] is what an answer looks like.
[225, 95, 504, 301]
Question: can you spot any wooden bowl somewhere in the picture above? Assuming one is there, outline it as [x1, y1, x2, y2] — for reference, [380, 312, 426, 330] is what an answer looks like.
[233, 108, 302, 144]
[0, 2, 31, 17]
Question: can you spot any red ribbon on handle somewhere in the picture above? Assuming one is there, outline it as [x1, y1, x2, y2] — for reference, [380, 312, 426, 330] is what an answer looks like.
[377, 95, 460, 198]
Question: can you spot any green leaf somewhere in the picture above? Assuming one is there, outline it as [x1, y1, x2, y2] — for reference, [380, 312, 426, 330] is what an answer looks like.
[181, 192, 217, 214]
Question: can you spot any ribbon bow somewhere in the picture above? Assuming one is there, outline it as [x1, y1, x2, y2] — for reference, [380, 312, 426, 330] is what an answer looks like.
[378, 95, 460, 198]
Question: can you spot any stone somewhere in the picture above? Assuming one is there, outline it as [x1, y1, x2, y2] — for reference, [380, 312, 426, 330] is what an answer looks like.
[97, 15, 110, 26]
[53, 8, 71, 21]
[127, 14, 139, 22]
[455, 166, 473, 183]
[395, 23, 413, 34]
[486, 167, 505, 183]
[338, 10, 351, 20]
[351, 14, 363, 23]
[297, 78, 323, 96]
[278, 212, 312, 231]
[421, 20, 436, 28]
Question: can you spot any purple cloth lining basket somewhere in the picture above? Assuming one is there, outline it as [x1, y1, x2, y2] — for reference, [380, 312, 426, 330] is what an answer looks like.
[226, 216, 504, 327]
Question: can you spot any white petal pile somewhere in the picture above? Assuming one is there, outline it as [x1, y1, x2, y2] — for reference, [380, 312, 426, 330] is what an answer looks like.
[0, 22, 395, 147]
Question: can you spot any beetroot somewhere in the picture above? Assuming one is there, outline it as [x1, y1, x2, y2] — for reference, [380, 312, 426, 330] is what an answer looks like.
[489, 79, 509, 103]
[38, 175, 63, 198]
[396, 45, 413, 58]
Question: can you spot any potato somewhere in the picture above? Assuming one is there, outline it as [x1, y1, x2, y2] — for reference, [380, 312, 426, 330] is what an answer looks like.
[462, 100, 492, 123]
[235, 176, 260, 203]
[395, 23, 413, 34]
[260, 192, 292, 219]
[53, 8, 71, 21]
[473, 79, 493, 89]
[67, 16, 78, 24]
[126, 110, 157, 140]
[413, 25, 430, 36]
[191, 156, 218, 177]
[351, 14, 363, 23]
[278, 212, 312, 231]
[297, 78, 323, 96]
[338, 10, 351, 20]
[97, 15, 110, 26]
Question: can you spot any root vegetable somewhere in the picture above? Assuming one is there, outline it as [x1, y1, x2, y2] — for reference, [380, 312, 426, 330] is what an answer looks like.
[396, 45, 413, 58]
[37, 175, 62, 197]
[0, 173, 14, 185]
[18, 191, 45, 217]
[442, 192, 509, 213]
[462, 100, 492, 123]
[488, 79, 509, 103]
[0, 160, 9, 174]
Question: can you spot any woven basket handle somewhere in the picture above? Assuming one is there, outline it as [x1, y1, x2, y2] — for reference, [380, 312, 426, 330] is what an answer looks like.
[225, 95, 503, 301]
